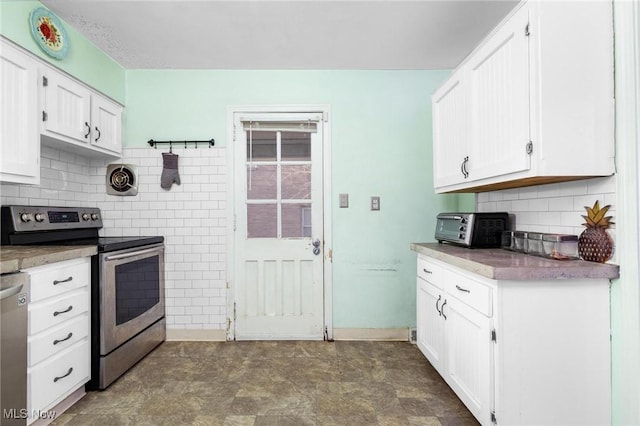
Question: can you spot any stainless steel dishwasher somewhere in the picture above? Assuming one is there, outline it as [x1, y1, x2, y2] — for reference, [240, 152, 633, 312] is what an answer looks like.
[1, 272, 29, 426]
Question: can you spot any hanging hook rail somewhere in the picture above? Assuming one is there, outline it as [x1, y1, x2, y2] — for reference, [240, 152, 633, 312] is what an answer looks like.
[147, 139, 215, 149]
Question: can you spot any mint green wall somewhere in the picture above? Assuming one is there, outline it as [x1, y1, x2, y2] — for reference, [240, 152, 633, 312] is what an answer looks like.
[126, 69, 466, 328]
[0, 1, 125, 103]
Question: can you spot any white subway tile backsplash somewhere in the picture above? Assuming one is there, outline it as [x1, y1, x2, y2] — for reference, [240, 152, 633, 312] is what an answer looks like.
[477, 176, 617, 261]
[1, 146, 228, 331]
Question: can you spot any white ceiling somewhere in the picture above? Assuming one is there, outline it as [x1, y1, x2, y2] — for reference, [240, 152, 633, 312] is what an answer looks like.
[40, 0, 519, 70]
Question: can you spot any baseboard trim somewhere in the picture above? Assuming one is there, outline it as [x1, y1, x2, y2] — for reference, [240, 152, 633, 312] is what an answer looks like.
[332, 328, 410, 341]
[166, 328, 226, 341]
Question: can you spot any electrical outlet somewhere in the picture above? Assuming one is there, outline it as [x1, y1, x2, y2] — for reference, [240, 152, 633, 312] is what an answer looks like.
[371, 196, 380, 211]
[339, 193, 349, 208]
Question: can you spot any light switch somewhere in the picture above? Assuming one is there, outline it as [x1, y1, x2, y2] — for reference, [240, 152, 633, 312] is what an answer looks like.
[339, 193, 349, 208]
[371, 196, 380, 211]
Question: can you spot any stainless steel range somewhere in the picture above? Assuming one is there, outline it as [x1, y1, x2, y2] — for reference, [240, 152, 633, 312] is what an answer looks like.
[1, 205, 165, 390]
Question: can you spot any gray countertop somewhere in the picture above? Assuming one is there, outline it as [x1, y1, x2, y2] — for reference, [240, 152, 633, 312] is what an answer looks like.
[0, 245, 97, 274]
[411, 242, 620, 280]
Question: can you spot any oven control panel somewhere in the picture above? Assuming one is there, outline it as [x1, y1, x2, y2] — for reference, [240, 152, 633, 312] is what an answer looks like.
[1, 205, 103, 233]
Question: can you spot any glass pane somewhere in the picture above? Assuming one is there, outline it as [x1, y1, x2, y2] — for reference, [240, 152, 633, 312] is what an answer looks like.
[281, 165, 311, 199]
[247, 204, 277, 238]
[115, 257, 160, 325]
[282, 132, 311, 161]
[247, 131, 276, 161]
[282, 203, 311, 238]
[247, 165, 276, 200]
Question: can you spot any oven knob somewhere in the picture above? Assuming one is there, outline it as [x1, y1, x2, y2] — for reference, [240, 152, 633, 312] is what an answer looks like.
[459, 226, 466, 231]
[34, 213, 45, 222]
[82, 213, 91, 221]
[91, 213, 100, 221]
[20, 213, 32, 222]
[459, 233, 465, 239]
[460, 217, 467, 224]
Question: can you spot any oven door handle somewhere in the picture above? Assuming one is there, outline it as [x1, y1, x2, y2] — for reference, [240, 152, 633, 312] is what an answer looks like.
[104, 247, 162, 261]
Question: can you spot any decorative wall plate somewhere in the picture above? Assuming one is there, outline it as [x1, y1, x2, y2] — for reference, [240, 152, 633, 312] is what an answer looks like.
[29, 7, 69, 60]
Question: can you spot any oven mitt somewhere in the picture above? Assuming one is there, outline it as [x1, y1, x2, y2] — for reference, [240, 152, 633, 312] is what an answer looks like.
[161, 153, 181, 189]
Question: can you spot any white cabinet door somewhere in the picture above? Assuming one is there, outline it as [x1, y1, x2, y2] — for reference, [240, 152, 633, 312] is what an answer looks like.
[91, 95, 122, 155]
[432, 72, 468, 188]
[416, 277, 445, 375]
[467, 4, 531, 182]
[443, 295, 493, 426]
[0, 39, 40, 184]
[41, 67, 92, 144]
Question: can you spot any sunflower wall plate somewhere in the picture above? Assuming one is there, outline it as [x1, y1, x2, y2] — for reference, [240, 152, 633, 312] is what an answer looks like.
[29, 7, 69, 60]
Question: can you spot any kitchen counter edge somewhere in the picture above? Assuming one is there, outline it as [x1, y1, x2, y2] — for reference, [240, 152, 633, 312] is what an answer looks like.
[411, 242, 620, 280]
[0, 245, 97, 274]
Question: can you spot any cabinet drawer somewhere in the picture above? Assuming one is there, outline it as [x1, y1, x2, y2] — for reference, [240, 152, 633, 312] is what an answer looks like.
[28, 313, 89, 367]
[446, 273, 493, 317]
[417, 256, 446, 288]
[29, 288, 89, 335]
[29, 258, 90, 302]
[28, 340, 90, 413]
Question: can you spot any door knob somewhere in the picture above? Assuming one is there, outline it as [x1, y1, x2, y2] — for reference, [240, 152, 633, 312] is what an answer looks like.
[312, 238, 321, 248]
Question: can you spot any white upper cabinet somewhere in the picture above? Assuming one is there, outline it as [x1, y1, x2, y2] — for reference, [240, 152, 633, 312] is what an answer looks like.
[40, 68, 92, 143]
[432, 1, 614, 193]
[40, 64, 122, 158]
[90, 95, 122, 154]
[432, 73, 469, 188]
[467, 5, 530, 183]
[0, 38, 40, 185]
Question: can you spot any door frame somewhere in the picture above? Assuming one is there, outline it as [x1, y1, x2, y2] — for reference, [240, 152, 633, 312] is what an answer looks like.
[226, 104, 333, 341]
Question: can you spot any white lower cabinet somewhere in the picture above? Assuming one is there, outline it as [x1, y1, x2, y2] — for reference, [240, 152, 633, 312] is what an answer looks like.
[417, 256, 493, 424]
[26, 258, 91, 424]
[416, 254, 611, 425]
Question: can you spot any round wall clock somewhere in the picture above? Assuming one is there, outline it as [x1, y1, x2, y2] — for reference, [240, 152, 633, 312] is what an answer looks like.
[29, 7, 69, 60]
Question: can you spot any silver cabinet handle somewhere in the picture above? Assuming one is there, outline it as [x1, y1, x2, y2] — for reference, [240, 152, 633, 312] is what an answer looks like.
[94, 126, 101, 142]
[53, 332, 73, 345]
[53, 276, 73, 285]
[0, 283, 23, 300]
[435, 294, 442, 316]
[53, 367, 73, 383]
[53, 305, 73, 317]
[422, 268, 432, 274]
[455, 285, 471, 293]
[84, 122, 91, 139]
[441, 299, 447, 320]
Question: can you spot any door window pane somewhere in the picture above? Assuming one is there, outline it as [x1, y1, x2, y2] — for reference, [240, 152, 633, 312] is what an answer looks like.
[247, 165, 277, 200]
[247, 131, 276, 161]
[282, 203, 311, 238]
[282, 132, 311, 160]
[281, 165, 311, 199]
[248, 204, 277, 238]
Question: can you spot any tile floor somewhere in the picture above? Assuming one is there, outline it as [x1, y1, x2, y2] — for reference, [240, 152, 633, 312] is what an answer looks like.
[51, 341, 478, 426]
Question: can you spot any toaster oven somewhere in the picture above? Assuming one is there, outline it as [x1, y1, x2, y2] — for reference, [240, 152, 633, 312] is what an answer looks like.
[435, 212, 510, 248]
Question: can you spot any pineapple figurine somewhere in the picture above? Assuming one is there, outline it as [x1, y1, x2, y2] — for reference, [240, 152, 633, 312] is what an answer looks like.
[578, 200, 614, 263]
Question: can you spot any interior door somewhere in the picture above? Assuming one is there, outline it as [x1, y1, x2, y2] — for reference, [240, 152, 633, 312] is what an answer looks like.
[233, 112, 324, 340]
